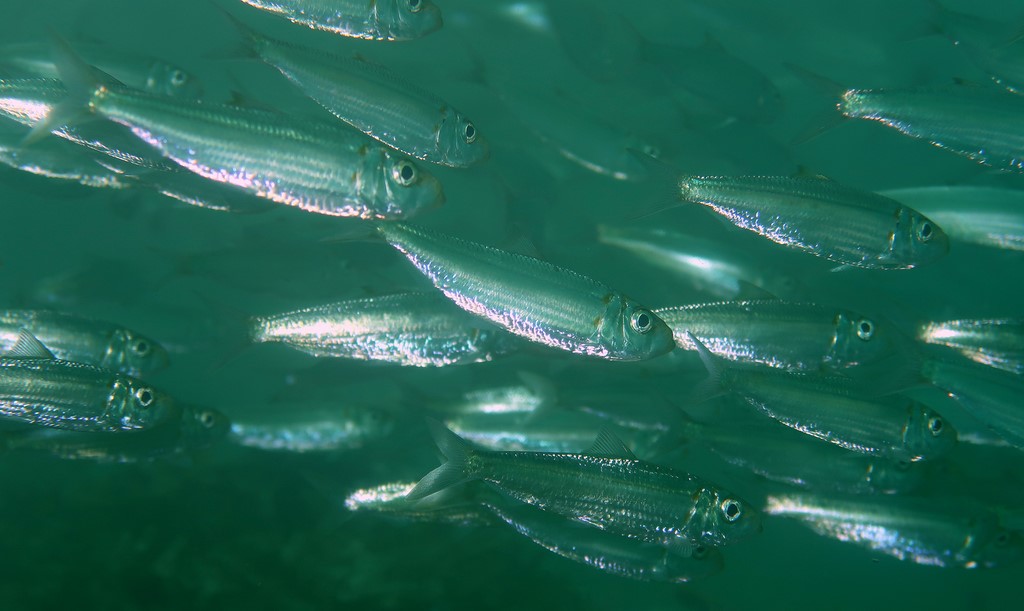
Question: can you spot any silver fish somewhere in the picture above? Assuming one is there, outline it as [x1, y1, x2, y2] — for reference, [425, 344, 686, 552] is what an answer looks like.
[237, 24, 488, 167]
[378, 223, 675, 360]
[765, 493, 1024, 569]
[484, 495, 724, 583]
[250, 292, 519, 367]
[923, 357, 1024, 450]
[917, 318, 1024, 375]
[839, 84, 1024, 172]
[881, 186, 1024, 252]
[597, 225, 800, 299]
[0, 41, 202, 99]
[689, 333, 957, 462]
[656, 300, 919, 386]
[237, 0, 443, 41]
[0, 331, 179, 433]
[674, 175, 948, 269]
[343, 480, 495, 526]
[0, 309, 169, 376]
[228, 401, 395, 453]
[409, 422, 761, 548]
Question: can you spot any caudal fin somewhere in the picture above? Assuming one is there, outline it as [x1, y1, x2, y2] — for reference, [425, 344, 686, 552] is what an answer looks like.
[23, 33, 114, 146]
[406, 419, 476, 501]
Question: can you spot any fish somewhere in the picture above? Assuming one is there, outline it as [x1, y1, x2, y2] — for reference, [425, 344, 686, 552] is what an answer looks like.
[0, 403, 229, 462]
[682, 413, 925, 495]
[917, 318, 1024, 375]
[250, 292, 520, 367]
[670, 175, 949, 269]
[33, 40, 444, 220]
[838, 83, 1024, 172]
[656, 300, 920, 386]
[0, 330, 180, 433]
[597, 225, 801, 299]
[408, 421, 761, 548]
[765, 493, 1024, 569]
[688, 333, 957, 462]
[237, 0, 443, 41]
[0, 40, 202, 99]
[483, 494, 724, 583]
[0, 309, 169, 376]
[232, 22, 488, 167]
[0, 126, 134, 190]
[228, 401, 395, 453]
[881, 186, 1024, 252]
[378, 223, 675, 360]
[922, 356, 1024, 450]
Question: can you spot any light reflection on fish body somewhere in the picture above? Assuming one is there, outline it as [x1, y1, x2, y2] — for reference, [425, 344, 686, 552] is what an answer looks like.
[923, 357, 1024, 450]
[765, 493, 1024, 568]
[228, 402, 395, 453]
[250, 292, 519, 367]
[917, 318, 1024, 375]
[238, 0, 443, 41]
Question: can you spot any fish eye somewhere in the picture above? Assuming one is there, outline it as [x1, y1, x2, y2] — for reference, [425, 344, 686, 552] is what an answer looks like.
[170, 69, 187, 87]
[928, 417, 944, 436]
[917, 221, 934, 243]
[199, 411, 217, 429]
[133, 339, 150, 356]
[895, 459, 912, 471]
[394, 161, 417, 186]
[641, 144, 661, 159]
[692, 544, 709, 559]
[463, 121, 477, 144]
[856, 319, 874, 341]
[408, 0, 423, 12]
[630, 310, 654, 334]
[135, 387, 154, 408]
[721, 499, 742, 522]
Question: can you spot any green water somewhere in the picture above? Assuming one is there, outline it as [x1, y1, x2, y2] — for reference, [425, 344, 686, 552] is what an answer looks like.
[1, 0, 1023, 609]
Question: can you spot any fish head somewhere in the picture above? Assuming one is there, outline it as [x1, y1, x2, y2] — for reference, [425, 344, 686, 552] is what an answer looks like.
[607, 296, 675, 360]
[385, 0, 444, 41]
[891, 207, 950, 268]
[829, 312, 920, 382]
[903, 403, 957, 460]
[180, 404, 231, 446]
[116, 378, 180, 430]
[688, 487, 762, 546]
[864, 457, 925, 495]
[145, 62, 203, 100]
[107, 329, 170, 376]
[436, 110, 490, 167]
[384, 153, 445, 217]
[968, 528, 1024, 569]
[660, 541, 725, 582]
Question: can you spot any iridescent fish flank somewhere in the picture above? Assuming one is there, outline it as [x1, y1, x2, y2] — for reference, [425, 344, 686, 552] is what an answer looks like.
[238, 0, 443, 41]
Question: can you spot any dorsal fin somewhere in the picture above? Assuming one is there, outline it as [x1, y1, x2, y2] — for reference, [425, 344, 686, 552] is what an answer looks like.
[6, 329, 56, 359]
[585, 429, 637, 459]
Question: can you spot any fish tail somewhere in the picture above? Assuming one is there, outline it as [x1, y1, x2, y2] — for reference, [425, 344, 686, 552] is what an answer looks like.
[207, 3, 262, 61]
[407, 419, 476, 501]
[23, 32, 110, 146]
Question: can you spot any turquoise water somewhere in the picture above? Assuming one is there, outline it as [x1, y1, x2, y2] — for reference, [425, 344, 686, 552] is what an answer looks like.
[1, 0, 1023, 609]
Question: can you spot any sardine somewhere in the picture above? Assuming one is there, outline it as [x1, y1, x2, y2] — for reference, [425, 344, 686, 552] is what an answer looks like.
[0, 309, 169, 376]
[228, 401, 395, 453]
[923, 356, 1024, 450]
[673, 175, 949, 269]
[408, 421, 761, 548]
[250, 292, 519, 367]
[917, 318, 1024, 375]
[766, 493, 1024, 568]
[378, 223, 675, 360]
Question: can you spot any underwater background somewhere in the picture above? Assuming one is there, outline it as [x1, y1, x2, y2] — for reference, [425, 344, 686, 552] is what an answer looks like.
[1, 0, 1023, 609]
